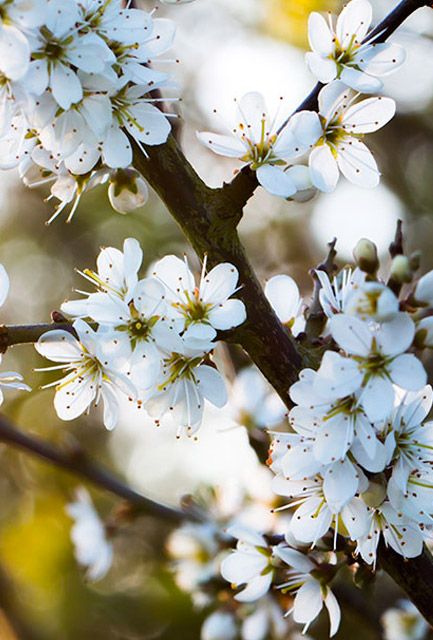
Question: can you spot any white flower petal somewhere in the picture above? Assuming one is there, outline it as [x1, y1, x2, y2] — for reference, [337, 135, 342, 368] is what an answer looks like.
[376, 313, 415, 356]
[196, 131, 246, 158]
[208, 299, 246, 330]
[336, 0, 372, 48]
[306, 52, 337, 83]
[102, 125, 132, 168]
[339, 65, 382, 92]
[234, 572, 273, 603]
[221, 551, 267, 585]
[359, 376, 395, 422]
[293, 580, 323, 625]
[342, 96, 396, 134]
[196, 364, 227, 408]
[323, 459, 359, 511]
[51, 63, 83, 110]
[265, 274, 301, 324]
[329, 314, 372, 356]
[388, 354, 427, 391]
[0, 264, 9, 307]
[309, 144, 339, 193]
[36, 330, 83, 362]
[308, 12, 334, 56]
[324, 588, 341, 637]
[256, 164, 297, 198]
[337, 139, 379, 188]
[357, 43, 406, 76]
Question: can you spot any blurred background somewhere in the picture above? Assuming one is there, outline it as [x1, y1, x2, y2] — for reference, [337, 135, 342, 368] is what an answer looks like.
[0, 0, 433, 637]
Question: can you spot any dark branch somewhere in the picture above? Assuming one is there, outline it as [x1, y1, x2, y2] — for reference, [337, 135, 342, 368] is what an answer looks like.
[0, 414, 200, 524]
[0, 322, 76, 352]
[379, 543, 433, 625]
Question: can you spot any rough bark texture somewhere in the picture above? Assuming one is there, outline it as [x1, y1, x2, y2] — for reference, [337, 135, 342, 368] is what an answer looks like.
[379, 543, 433, 623]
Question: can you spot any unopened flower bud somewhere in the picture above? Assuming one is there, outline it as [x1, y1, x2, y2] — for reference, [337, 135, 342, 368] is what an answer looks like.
[345, 282, 399, 322]
[415, 317, 433, 348]
[108, 169, 148, 214]
[362, 477, 387, 508]
[353, 238, 379, 275]
[415, 270, 433, 306]
[201, 611, 237, 640]
[389, 255, 412, 284]
[409, 251, 421, 273]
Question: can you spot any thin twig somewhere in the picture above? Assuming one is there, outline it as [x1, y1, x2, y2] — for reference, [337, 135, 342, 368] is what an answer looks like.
[304, 238, 337, 340]
[0, 414, 201, 524]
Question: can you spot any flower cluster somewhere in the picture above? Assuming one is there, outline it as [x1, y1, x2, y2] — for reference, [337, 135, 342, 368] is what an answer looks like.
[214, 239, 433, 638]
[198, 0, 404, 198]
[0, 0, 177, 221]
[268, 255, 433, 569]
[165, 485, 300, 640]
[35, 238, 246, 436]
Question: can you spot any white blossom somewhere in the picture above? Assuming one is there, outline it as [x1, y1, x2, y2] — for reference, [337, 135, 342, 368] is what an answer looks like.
[382, 600, 428, 640]
[326, 313, 426, 422]
[316, 267, 365, 318]
[306, 0, 405, 92]
[240, 596, 289, 640]
[198, 92, 319, 199]
[356, 501, 424, 566]
[264, 274, 305, 335]
[0, 0, 177, 220]
[152, 254, 246, 333]
[66, 487, 113, 581]
[35, 319, 136, 429]
[61, 238, 143, 317]
[201, 611, 237, 640]
[220, 525, 274, 602]
[344, 281, 399, 322]
[291, 81, 396, 192]
[145, 327, 227, 437]
[275, 546, 341, 637]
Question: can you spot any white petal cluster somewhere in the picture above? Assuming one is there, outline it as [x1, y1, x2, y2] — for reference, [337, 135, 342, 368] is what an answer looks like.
[35, 239, 246, 435]
[66, 487, 113, 581]
[306, 0, 405, 92]
[0, 263, 31, 404]
[0, 0, 177, 221]
[269, 263, 433, 569]
[221, 528, 341, 637]
[198, 0, 402, 198]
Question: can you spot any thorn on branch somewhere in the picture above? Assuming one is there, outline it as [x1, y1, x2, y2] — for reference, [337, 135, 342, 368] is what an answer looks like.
[220, 165, 259, 222]
[389, 219, 404, 258]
